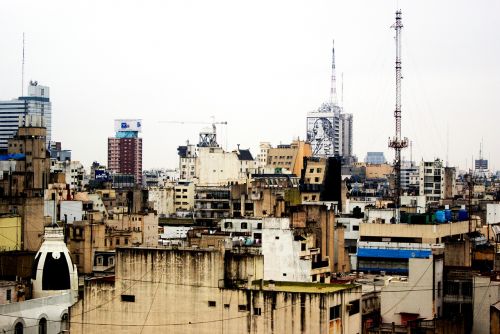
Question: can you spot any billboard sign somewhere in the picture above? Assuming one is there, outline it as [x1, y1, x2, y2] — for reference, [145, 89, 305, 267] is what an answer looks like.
[114, 119, 142, 132]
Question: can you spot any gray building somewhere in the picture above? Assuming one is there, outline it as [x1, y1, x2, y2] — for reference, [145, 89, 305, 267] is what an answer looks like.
[0, 81, 51, 151]
[340, 113, 353, 158]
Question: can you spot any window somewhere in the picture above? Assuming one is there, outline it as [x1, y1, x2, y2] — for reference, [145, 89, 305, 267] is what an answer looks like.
[348, 300, 360, 316]
[330, 305, 341, 320]
[38, 318, 47, 334]
[109, 257, 115, 266]
[254, 307, 262, 316]
[283, 273, 287, 277]
[256, 223, 262, 229]
[208, 301, 216, 307]
[6, 289, 11, 302]
[309, 168, 314, 173]
[238, 305, 247, 312]
[125, 238, 129, 245]
[121, 294, 135, 302]
[96, 256, 103, 266]
[316, 168, 322, 173]
[14, 322, 23, 334]
[314, 177, 320, 182]
[224, 304, 230, 309]
[240, 222, 248, 230]
[275, 236, 279, 240]
[224, 221, 233, 229]
[352, 225, 359, 231]
[116, 238, 120, 246]
[301, 243, 306, 251]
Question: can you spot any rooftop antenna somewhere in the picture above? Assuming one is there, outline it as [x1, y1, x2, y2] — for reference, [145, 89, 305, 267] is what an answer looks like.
[330, 40, 338, 107]
[388, 10, 408, 223]
[21, 33, 25, 96]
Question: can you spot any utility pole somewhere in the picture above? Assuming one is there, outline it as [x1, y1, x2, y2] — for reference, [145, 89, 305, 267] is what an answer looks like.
[388, 10, 408, 223]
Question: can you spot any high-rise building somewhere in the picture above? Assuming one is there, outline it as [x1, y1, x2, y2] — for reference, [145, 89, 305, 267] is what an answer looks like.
[307, 103, 341, 157]
[107, 119, 143, 185]
[306, 42, 353, 159]
[0, 81, 52, 151]
[340, 113, 353, 158]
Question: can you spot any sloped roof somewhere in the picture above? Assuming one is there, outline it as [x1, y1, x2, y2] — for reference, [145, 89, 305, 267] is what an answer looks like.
[237, 149, 253, 161]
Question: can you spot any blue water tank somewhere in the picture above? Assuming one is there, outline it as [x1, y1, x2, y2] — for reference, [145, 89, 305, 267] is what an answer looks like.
[458, 209, 468, 221]
[435, 210, 446, 223]
[444, 209, 452, 222]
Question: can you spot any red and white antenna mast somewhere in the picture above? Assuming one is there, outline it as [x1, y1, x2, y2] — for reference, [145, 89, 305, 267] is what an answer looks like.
[388, 10, 408, 221]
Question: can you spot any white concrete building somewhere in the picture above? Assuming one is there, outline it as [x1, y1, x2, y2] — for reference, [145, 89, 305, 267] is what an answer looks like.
[60, 201, 84, 223]
[472, 275, 500, 334]
[221, 217, 322, 282]
[418, 159, 445, 202]
[256, 142, 271, 167]
[381, 255, 443, 324]
[178, 143, 256, 186]
[51, 160, 85, 191]
[148, 185, 175, 216]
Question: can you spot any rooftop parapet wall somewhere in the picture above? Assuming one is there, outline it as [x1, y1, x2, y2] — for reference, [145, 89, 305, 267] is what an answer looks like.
[360, 220, 469, 243]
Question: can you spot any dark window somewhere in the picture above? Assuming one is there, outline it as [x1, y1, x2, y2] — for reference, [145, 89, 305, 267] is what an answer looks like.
[125, 238, 128, 245]
[6, 289, 11, 301]
[208, 301, 216, 307]
[254, 307, 262, 316]
[116, 238, 120, 245]
[14, 322, 23, 334]
[314, 177, 320, 182]
[42, 252, 70, 290]
[238, 305, 247, 312]
[352, 225, 359, 231]
[275, 236, 279, 240]
[38, 318, 47, 334]
[121, 294, 135, 302]
[301, 243, 306, 251]
[224, 221, 233, 229]
[330, 305, 341, 320]
[256, 223, 262, 229]
[348, 300, 360, 316]
[224, 304, 230, 309]
[240, 222, 248, 229]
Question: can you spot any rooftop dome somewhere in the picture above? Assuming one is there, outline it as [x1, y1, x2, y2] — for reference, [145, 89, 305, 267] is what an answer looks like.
[31, 227, 78, 299]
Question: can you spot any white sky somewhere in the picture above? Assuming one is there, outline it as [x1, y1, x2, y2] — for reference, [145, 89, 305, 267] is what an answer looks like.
[1, 0, 499, 171]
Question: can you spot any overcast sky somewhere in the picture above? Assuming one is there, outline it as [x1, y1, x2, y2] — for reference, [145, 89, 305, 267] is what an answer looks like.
[1, 0, 499, 172]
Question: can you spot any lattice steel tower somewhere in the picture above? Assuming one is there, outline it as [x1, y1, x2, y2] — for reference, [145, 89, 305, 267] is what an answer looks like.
[388, 10, 408, 220]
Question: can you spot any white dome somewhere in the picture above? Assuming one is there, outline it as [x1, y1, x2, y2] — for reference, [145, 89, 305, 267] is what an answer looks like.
[31, 227, 78, 300]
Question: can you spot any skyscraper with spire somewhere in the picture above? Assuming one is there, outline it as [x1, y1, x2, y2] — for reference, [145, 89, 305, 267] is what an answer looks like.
[306, 41, 353, 159]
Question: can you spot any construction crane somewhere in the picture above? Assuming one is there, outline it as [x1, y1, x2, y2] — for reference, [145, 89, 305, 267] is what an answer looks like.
[158, 118, 228, 148]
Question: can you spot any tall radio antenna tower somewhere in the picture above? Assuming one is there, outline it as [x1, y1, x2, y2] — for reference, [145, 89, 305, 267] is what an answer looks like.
[330, 40, 338, 107]
[21, 33, 25, 96]
[388, 10, 408, 222]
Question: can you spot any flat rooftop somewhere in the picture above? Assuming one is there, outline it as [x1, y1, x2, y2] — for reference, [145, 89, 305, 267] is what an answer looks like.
[250, 280, 356, 294]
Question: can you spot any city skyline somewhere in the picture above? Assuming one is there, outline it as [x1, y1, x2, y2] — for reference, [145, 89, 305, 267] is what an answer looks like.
[0, 0, 498, 171]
